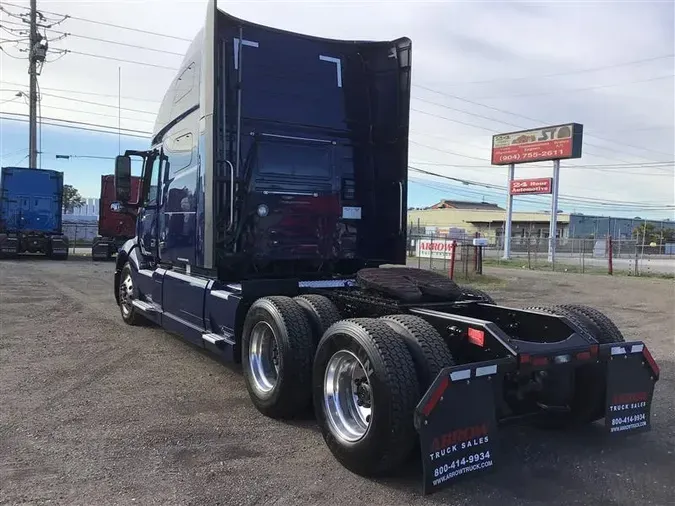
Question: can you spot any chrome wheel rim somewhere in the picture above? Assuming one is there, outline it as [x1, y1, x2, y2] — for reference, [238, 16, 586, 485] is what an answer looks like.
[323, 350, 372, 443]
[119, 272, 133, 317]
[249, 321, 280, 396]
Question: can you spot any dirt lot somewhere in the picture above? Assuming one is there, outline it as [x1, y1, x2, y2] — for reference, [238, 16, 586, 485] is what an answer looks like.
[1, 258, 673, 506]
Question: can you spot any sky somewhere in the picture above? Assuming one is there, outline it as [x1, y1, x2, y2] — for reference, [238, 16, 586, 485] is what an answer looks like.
[1, 0, 674, 220]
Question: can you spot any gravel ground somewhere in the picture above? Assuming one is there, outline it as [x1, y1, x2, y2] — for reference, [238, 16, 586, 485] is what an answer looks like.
[0, 257, 673, 506]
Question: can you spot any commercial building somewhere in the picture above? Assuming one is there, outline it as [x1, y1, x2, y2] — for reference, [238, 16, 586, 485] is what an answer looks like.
[408, 200, 674, 243]
[408, 200, 569, 242]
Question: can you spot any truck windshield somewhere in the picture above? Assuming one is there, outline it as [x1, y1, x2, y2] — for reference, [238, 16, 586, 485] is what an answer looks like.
[255, 140, 332, 179]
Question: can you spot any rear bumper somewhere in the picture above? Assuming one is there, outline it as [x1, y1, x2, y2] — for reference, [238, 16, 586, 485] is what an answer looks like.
[415, 341, 659, 494]
[0, 233, 19, 254]
[92, 237, 112, 258]
[49, 236, 69, 254]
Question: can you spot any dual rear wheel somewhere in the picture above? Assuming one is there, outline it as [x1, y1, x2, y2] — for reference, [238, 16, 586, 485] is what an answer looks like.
[523, 304, 625, 428]
[240, 295, 456, 476]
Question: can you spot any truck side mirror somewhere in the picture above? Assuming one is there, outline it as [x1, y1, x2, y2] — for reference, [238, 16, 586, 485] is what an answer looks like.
[115, 155, 132, 202]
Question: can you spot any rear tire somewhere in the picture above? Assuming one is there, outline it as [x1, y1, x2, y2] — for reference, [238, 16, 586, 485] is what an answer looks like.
[242, 296, 315, 419]
[524, 305, 616, 428]
[293, 294, 341, 343]
[313, 318, 419, 477]
[379, 314, 455, 392]
[558, 304, 624, 344]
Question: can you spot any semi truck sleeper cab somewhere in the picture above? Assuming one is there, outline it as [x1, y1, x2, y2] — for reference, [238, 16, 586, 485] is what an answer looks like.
[110, 0, 659, 495]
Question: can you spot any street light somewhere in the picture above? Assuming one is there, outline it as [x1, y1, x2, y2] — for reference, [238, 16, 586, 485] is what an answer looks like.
[55, 154, 116, 160]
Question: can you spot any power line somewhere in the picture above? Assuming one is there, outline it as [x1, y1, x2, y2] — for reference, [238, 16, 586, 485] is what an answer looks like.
[0, 80, 161, 103]
[19, 43, 181, 71]
[0, 95, 21, 105]
[56, 31, 185, 56]
[0, 4, 27, 21]
[1, 147, 27, 158]
[476, 74, 675, 100]
[409, 165, 674, 209]
[409, 139, 489, 162]
[409, 158, 675, 177]
[411, 107, 497, 133]
[0, 45, 25, 59]
[443, 54, 675, 86]
[54, 48, 179, 70]
[412, 100, 641, 164]
[413, 160, 674, 169]
[38, 91, 157, 115]
[414, 84, 675, 164]
[414, 94, 663, 162]
[1, 19, 185, 56]
[0, 36, 29, 44]
[409, 165, 675, 209]
[2, 2, 193, 42]
[414, 96, 522, 130]
[1, 111, 152, 136]
[0, 114, 151, 139]
[408, 176, 673, 214]
[7, 19, 667, 164]
[26, 102, 156, 124]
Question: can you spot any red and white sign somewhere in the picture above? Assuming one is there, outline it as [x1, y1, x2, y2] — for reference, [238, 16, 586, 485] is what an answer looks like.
[491, 123, 583, 165]
[510, 178, 553, 195]
[417, 239, 456, 259]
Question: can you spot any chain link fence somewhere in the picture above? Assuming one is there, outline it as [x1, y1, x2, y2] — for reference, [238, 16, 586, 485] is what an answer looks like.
[62, 221, 98, 253]
[408, 233, 675, 278]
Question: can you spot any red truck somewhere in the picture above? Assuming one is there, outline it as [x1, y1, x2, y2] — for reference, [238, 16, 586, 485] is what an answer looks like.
[91, 174, 141, 261]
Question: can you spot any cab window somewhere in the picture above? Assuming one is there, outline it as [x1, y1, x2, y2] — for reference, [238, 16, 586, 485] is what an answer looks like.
[144, 156, 162, 206]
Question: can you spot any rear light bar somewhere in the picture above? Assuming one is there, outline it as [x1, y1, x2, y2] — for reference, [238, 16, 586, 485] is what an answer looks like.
[519, 345, 599, 368]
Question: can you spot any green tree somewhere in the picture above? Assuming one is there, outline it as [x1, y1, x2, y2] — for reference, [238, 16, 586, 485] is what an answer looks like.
[63, 184, 85, 213]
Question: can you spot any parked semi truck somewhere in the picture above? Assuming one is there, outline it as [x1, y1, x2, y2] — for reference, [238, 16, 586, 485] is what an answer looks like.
[92, 174, 141, 261]
[111, 0, 659, 494]
[0, 166, 69, 259]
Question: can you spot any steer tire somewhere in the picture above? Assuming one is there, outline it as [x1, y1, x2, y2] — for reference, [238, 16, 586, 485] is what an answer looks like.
[118, 262, 148, 326]
[313, 318, 419, 477]
[524, 305, 610, 428]
[293, 294, 342, 344]
[242, 296, 315, 419]
[379, 314, 455, 392]
[459, 286, 496, 305]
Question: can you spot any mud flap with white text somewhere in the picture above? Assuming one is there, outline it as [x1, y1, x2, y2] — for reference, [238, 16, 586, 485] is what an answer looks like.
[415, 361, 504, 495]
[603, 342, 657, 436]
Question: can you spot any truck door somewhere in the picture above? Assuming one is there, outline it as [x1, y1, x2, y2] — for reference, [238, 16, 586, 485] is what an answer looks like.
[137, 154, 164, 260]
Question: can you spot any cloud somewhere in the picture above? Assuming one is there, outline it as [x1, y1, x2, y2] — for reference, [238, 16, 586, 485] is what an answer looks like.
[1, 0, 673, 217]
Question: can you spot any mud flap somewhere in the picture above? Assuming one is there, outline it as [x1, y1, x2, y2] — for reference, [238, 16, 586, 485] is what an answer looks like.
[415, 359, 511, 495]
[603, 342, 658, 435]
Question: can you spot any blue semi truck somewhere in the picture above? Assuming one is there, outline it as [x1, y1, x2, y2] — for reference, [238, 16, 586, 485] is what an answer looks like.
[110, 0, 659, 494]
[0, 166, 69, 259]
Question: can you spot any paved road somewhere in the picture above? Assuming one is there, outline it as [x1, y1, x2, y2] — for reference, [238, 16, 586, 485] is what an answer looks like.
[1, 257, 673, 505]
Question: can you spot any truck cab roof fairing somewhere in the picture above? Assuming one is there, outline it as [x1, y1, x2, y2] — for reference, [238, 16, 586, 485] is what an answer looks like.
[151, 28, 205, 141]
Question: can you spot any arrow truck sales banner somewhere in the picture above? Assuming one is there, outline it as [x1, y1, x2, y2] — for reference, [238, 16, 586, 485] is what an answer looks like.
[491, 123, 583, 165]
[510, 178, 553, 195]
[417, 239, 456, 259]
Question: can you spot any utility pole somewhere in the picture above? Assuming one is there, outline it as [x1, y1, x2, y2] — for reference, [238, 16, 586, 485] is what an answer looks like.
[28, 0, 39, 168]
